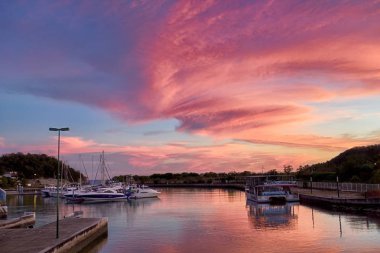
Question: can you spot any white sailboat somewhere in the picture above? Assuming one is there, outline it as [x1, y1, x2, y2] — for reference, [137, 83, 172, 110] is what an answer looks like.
[64, 151, 130, 203]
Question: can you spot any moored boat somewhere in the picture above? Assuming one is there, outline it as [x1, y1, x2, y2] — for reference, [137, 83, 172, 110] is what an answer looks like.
[64, 187, 129, 203]
[126, 185, 160, 199]
[41, 185, 78, 198]
[245, 176, 299, 204]
[245, 183, 299, 204]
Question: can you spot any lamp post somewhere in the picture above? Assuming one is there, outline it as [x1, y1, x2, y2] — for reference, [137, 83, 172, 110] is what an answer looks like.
[49, 127, 69, 239]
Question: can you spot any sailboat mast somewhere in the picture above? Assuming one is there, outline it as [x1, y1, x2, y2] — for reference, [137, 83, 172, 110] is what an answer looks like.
[101, 151, 106, 185]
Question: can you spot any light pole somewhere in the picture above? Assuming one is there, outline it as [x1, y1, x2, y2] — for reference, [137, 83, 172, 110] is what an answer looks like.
[49, 127, 69, 239]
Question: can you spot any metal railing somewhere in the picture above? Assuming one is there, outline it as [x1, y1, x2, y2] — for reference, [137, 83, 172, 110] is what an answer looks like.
[297, 181, 380, 192]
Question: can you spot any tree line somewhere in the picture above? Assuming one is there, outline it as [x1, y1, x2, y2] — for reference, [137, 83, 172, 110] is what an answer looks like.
[2, 143, 380, 187]
[112, 169, 294, 185]
[0, 153, 84, 187]
[296, 144, 380, 183]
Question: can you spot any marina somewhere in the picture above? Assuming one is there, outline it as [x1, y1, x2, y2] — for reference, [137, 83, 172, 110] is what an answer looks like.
[1, 1, 380, 253]
[3, 187, 380, 252]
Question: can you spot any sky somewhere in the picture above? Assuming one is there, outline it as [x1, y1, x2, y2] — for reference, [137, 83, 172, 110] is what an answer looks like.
[1, 0, 380, 176]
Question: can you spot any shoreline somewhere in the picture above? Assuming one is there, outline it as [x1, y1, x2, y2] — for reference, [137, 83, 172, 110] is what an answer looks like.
[5, 184, 380, 216]
[149, 183, 245, 191]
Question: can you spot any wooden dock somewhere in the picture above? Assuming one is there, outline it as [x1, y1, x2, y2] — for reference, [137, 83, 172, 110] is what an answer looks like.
[0, 217, 108, 253]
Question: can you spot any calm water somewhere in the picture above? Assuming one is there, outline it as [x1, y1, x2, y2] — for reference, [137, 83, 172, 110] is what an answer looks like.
[5, 188, 380, 253]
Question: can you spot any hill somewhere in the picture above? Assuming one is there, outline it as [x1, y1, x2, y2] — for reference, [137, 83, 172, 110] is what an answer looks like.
[0, 153, 84, 186]
[297, 144, 380, 183]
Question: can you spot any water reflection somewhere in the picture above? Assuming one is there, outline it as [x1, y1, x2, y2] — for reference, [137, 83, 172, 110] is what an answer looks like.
[127, 198, 160, 208]
[5, 190, 380, 253]
[307, 205, 380, 237]
[247, 201, 298, 230]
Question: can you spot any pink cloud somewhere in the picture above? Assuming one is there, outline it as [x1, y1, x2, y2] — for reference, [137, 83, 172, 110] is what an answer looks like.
[49, 135, 380, 173]
[132, 0, 380, 138]
[4, 1, 380, 131]
[2, 1, 380, 174]
[2, 131, 379, 175]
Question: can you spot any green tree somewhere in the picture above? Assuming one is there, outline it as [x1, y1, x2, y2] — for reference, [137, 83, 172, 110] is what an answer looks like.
[266, 169, 278, 175]
[283, 165, 293, 175]
[0, 153, 84, 182]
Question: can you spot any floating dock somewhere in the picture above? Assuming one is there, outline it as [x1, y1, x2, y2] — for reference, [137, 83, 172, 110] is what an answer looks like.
[0, 217, 108, 253]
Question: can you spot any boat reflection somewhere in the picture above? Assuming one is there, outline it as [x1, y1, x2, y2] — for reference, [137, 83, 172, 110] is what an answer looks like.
[246, 200, 298, 230]
[78, 233, 108, 253]
[127, 197, 160, 208]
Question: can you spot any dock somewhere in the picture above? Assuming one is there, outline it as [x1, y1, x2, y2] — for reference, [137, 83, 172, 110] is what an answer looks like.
[0, 217, 108, 253]
[293, 187, 380, 211]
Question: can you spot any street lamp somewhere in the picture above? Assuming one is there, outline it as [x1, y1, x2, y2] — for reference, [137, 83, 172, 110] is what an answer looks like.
[49, 127, 69, 239]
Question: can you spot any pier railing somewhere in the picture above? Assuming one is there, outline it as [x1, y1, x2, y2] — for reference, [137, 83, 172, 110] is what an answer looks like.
[297, 181, 380, 193]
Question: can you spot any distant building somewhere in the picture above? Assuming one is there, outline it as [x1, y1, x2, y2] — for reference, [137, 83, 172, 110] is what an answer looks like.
[2, 171, 18, 179]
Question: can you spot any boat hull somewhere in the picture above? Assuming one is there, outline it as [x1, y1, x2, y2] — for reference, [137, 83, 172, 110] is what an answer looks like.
[75, 196, 128, 203]
[64, 193, 129, 203]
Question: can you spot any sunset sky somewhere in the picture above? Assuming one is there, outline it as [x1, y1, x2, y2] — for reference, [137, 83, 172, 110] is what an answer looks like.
[1, 0, 380, 176]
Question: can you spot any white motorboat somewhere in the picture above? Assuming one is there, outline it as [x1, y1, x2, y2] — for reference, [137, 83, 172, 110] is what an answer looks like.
[245, 182, 299, 204]
[41, 186, 53, 197]
[64, 187, 129, 203]
[41, 185, 78, 198]
[245, 176, 299, 204]
[127, 185, 160, 199]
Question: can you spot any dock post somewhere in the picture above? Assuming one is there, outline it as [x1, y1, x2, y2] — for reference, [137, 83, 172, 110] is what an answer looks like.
[310, 176, 313, 194]
[336, 176, 340, 198]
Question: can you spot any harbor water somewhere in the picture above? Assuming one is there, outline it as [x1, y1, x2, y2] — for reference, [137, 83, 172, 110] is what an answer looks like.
[5, 188, 380, 253]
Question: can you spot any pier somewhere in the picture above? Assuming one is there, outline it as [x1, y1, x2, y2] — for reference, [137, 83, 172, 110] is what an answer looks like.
[293, 187, 380, 214]
[0, 217, 108, 253]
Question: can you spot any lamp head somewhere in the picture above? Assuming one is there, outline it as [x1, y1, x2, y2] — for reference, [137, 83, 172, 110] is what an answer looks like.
[49, 127, 70, 131]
